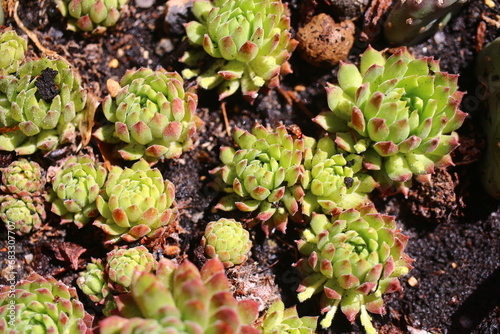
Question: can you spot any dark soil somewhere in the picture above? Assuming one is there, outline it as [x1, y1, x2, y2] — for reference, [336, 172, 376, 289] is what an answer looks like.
[0, 0, 499, 333]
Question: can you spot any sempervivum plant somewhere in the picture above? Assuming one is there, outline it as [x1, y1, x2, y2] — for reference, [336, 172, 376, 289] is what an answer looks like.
[301, 136, 377, 216]
[476, 37, 500, 199]
[77, 258, 109, 304]
[0, 272, 93, 333]
[106, 246, 157, 292]
[258, 300, 318, 334]
[0, 29, 27, 74]
[0, 159, 45, 196]
[314, 46, 467, 195]
[294, 204, 413, 333]
[211, 123, 314, 235]
[98, 257, 260, 334]
[182, 0, 298, 101]
[93, 68, 201, 163]
[93, 159, 177, 244]
[384, 0, 467, 46]
[0, 195, 45, 235]
[0, 58, 87, 155]
[50, 155, 108, 227]
[54, 0, 129, 33]
[201, 218, 252, 267]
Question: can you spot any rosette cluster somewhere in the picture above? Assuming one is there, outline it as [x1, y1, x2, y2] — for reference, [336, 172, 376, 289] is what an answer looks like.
[0, 273, 93, 333]
[301, 136, 377, 216]
[93, 159, 177, 243]
[314, 46, 466, 194]
[54, 0, 129, 33]
[50, 155, 108, 227]
[0, 195, 45, 235]
[1, 158, 45, 196]
[258, 300, 317, 334]
[77, 246, 157, 307]
[212, 124, 376, 235]
[0, 159, 46, 235]
[98, 257, 260, 334]
[0, 29, 27, 74]
[182, 0, 297, 101]
[211, 124, 313, 234]
[77, 259, 109, 304]
[94, 68, 201, 163]
[0, 57, 87, 155]
[106, 246, 157, 292]
[201, 218, 252, 267]
[294, 204, 413, 333]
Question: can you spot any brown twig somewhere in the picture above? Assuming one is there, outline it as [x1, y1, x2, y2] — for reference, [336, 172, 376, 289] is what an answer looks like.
[221, 102, 231, 137]
[13, 1, 58, 57]
[277, 86, 316, 120]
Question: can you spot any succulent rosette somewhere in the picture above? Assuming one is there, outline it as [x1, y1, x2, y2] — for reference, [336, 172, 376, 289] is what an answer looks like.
[181, 0, 298, 101]
[94, 159, 177, 244]
[0, 272, 93, 333]
[54, 0, 129, 33]
[314, 46, 467, 195]
[301, 136, 377, 216]
[0, 195, 45, 235]
[93, 68, 201, 163]
[77, 258, 109, 304]
[98, 257, 260, 334]
[51, 155, 108, 227]
[0, 158, 45, 196]
[384, 0, 466, 46]
[476, 37, 500, 199]
[0, 29, 28, 74]
[0, 57, 87, 155]
[258, 300, 318, 334]
[294, 204, 413, 333]
[201, 218, 252, 267]
[106, 246, 157, 292]
[211, 124, 314, 235]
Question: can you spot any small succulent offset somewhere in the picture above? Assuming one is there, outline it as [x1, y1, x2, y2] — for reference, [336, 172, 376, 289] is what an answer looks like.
[0, 29, 28, 74]
[384, 0, 467, 46]
[201, 218, 252, 267]
[54, 0, 129, 33]
[0, 58, 87, 155]
[314, 47, 467, 195]
[0, 195, 45, 235]
[0, 159, 46, 197]
[476, 37, 500, 200]
[182, 0, 298, 101]
[258, 300, 318, 334]
[77, 258, 109, 304]
[93, 68, 201, 163]
[301, 136, 377, 216]
[211, 123, 313, 235]
[106, 246, 157, 292]
[51, 155, 108, 227]
[294, 204, 413, 333]
[0, 272, 93, 333]
[98, 257, 260, 334]
[94, 159, 177, 244]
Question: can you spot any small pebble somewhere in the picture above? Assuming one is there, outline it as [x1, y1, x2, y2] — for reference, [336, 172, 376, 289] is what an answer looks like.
[108, 59, 119, 68]
[135, 0, 155, 8]
[408, 276, 419, 287]
[155, 38, 175, 56]
[294, 85, 306, 92]
[24, 254, 33, 264]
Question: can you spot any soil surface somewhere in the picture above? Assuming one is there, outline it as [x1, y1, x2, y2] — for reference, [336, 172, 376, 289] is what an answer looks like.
[0, 0, 499, 333]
